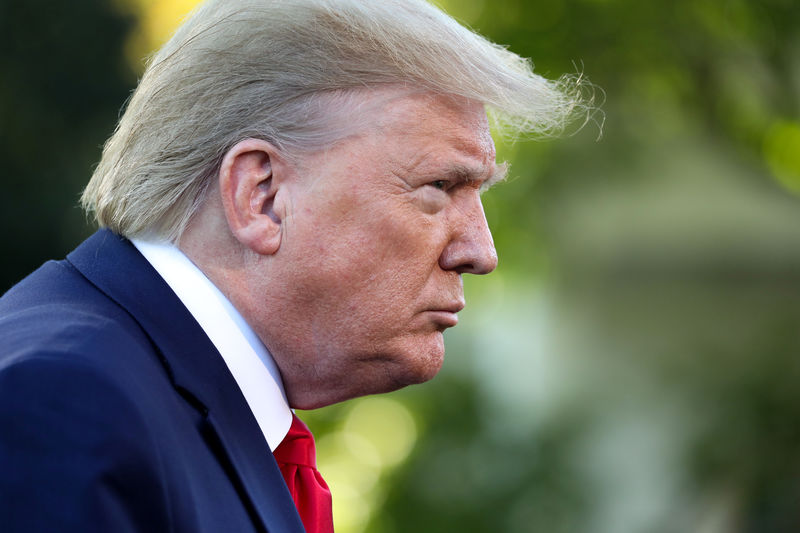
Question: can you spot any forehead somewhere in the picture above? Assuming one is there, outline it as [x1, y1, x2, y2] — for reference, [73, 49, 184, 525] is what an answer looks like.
[376, 91, 492, 149]
[367, 90, 498, 177]
[296, 88, 501, 190]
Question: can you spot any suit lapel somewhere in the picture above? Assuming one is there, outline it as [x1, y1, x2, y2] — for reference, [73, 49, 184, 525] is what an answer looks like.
[67, 230, 305, 533]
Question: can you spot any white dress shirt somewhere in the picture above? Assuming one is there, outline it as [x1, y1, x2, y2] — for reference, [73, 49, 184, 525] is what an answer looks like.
[132, 239, 293, 451]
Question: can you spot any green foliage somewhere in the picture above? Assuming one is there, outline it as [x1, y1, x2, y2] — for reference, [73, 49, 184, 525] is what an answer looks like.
[363, 1, 800, 532]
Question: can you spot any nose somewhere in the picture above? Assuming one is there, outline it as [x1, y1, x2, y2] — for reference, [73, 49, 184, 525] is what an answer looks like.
[438, 192, 498, 275]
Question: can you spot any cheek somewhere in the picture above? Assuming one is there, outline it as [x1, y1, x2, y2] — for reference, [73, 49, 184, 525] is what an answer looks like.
[289, 194, 445, 314]
[331, 199, 439, 268]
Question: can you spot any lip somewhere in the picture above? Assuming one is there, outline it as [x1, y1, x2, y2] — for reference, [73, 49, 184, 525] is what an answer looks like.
[426, 301, 465, 328]
[426, 310, 460, 327]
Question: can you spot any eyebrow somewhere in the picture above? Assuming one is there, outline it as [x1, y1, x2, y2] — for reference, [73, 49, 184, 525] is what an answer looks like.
[482, 162, 509, 192]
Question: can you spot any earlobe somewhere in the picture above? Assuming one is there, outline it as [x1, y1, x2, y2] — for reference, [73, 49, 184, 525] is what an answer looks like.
[218, 139, 286, 256]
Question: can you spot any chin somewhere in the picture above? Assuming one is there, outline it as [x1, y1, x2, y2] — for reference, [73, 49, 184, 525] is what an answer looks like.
[285, 335, 446, 408]
[342, 340, 447, 400]
[390, 341, 446, 388]
[288, 356, 443, 409]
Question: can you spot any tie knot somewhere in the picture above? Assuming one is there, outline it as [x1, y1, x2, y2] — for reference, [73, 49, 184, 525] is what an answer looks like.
[274, 413, 317, 468]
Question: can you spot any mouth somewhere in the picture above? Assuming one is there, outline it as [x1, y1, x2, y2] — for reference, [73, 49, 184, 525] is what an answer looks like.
[426, 300, 466, 328]
[427, 310, 459, 328]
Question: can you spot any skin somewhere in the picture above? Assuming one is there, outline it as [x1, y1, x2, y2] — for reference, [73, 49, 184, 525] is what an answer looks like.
[181, 89, 502, 409]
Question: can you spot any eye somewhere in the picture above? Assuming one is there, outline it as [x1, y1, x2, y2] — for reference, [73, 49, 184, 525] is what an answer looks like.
[428, 180, 448, 190]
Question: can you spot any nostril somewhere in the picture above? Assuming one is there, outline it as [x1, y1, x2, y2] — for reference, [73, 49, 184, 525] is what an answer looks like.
[471, 246, 498, 275]
[439, 240, 497, 275]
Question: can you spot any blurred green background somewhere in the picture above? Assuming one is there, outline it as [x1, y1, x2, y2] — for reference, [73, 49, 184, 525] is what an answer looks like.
[2, 0, 800, 532]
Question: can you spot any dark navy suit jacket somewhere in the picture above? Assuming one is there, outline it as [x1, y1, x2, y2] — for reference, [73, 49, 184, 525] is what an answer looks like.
[0, 230, 306, 533]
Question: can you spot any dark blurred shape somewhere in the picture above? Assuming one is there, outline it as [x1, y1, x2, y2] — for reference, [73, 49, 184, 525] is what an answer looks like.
[0, 0, 135, 290]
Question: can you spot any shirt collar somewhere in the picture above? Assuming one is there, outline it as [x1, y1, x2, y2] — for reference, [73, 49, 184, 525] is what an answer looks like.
[132, 238, 292, 451]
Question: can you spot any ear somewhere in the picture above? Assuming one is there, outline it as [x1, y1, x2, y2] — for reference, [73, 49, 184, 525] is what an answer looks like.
[218, 138, 291, 255]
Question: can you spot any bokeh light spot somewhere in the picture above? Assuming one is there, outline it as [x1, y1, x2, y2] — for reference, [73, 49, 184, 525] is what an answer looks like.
[343, 397, 418, 468]
[121, 0, 201, 68]
[763, 120, 800, 193]
[313, 397, 418, 533]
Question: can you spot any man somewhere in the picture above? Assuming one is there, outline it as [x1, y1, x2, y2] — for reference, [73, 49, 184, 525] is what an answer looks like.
[0, 0, 581, 531]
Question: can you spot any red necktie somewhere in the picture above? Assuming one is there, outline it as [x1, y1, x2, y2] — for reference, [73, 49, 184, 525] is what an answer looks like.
[273, 414, 334, 533]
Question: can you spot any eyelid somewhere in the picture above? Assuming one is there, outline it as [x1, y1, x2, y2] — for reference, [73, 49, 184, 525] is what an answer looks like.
[428, 178, 486, 193]
[427, 179, 450, 191]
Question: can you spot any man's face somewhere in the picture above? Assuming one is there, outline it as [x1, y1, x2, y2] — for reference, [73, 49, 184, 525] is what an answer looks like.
[264, 90, 501, 407]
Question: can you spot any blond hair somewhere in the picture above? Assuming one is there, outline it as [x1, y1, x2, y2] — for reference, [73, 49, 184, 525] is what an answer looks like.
[82, 0, 586, 241]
